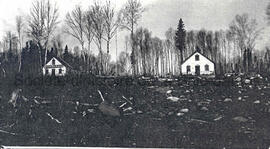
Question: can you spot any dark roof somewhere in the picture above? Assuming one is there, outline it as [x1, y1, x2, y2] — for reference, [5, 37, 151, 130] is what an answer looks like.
[45, 57, 73, 69]
[181, 51, 215, 65]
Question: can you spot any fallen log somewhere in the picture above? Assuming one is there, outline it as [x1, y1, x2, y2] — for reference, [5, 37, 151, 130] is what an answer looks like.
[46, 112, 62, 124]
[122, 96, 133, 105]
[0, 129, 18, 136]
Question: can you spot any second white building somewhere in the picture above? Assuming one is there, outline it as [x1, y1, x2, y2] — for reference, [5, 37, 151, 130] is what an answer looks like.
[181, 51, 215, 76]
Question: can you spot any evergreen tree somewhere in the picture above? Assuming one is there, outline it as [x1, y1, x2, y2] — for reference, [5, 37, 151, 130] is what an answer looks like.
[175, 18, 186, 74]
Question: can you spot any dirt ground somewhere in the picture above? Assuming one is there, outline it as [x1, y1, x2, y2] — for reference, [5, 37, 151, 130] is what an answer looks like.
[0, 75, 270, 148]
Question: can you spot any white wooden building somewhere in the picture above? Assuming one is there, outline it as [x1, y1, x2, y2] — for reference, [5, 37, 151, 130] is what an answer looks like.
[181, 51, 215, 76]
[43, 57, 71, 76]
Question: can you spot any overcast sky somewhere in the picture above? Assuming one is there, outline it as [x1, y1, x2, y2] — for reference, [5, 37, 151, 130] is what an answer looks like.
[0, 0, 269, 61]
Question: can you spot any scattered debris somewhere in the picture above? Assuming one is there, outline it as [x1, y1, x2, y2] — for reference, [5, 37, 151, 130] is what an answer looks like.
[245, 79, 251, 84]
[176, 112, 184, 116]
[137, 110, 143, 114]
[253, 100, 260, 104]
[180, 108, 189, 113]
[87, 109, 95, 113]
[166, 90, 172, 94]
[122, 96, 133, 105]
[0, 129, 18, 136]
[235, 77, 241, 82]
[201, 107, 209, 111]
[214, 116, 223, 121]
[233, 116, 248, 123]
[167, 96, 180, 102]
[224, 98, 232, 102]
[46, 112, 62, 124]
[119, 102, 127, 108]
[9, 89, 22, 107]
[82, 111, 87, 117]
[123, 107, 133, 112]
[190, 118, 208, 124]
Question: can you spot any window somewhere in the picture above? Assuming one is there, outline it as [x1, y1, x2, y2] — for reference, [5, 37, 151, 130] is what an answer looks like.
[195, 55, 199, 61]
[52, 59, 55, 65]
[186, 65, 191, 73]
[59, 68, 62, 74]
[205, 64, 209, 71]
[45, 69, 49, 75]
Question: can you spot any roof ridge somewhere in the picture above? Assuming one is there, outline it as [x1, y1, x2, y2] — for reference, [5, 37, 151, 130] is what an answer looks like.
[181, 51, 215, 65]
[45, 57, 73, 69]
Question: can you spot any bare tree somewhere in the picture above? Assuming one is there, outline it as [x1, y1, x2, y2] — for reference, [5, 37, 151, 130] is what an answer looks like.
[119, 0, 144, 76]
[84, 10, 94, 53]
[5, 31, 18, 55]
[83, 9, 94, 73]
[65, 5, 85, 56]
[229, 14, 260, 72]
[103, 0, 119, 73]
[16, 16, 24, 72]
[28, 0, 59, 67]
[90, 2, 105, 75]
[266, 2, 270, 24]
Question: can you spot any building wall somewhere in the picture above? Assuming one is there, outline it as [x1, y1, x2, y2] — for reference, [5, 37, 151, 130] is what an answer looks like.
[42, 58, 67, 76]
[181, 52, 215, 75]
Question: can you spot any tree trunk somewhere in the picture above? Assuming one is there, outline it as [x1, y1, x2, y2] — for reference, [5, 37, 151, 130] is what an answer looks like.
[99, 38, 103, 75]
[106, 39, 110, 75]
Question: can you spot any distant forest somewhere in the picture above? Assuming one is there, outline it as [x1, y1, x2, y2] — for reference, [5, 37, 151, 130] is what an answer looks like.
[0, 0, 270, 77]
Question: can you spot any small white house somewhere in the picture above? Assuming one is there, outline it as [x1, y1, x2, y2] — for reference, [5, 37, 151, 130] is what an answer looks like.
[43, 57, 70, 76]
[181, 51, 215, 76]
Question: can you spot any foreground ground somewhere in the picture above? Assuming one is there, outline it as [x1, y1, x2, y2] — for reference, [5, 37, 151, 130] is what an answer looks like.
[0, 75, 270, 148]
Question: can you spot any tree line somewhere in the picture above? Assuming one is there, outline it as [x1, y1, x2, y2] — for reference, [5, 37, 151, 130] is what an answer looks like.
[0, 0, 269, 78]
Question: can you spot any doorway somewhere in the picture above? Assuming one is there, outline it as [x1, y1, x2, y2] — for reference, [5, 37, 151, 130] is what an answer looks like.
[195, 65, 200, 76]
[52, 69, 55, 76]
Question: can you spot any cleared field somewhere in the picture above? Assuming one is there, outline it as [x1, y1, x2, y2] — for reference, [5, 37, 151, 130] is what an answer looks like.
[0, 75, 270, 148]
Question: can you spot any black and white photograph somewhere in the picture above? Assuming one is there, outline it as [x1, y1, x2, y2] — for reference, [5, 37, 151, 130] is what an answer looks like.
[0, 0, 270, 148]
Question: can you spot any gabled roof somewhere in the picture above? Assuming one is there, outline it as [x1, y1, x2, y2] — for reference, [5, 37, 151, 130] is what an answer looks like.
[181, 51, 215, 65]
[44, 57, 73, 69]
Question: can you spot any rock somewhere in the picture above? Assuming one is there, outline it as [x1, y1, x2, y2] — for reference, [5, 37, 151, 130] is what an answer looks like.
[166, 90, 172, 94]
[82, 111, 87, 117]
[137, 110, 143, 114]
[236, 77, 241, 82]
[168, 112, 174, 116]
[180, 108, 189, 113]
[185, 90, 190, 93]
[233, 116, 248, 123]
[176, 112, 184, 116]
[98, 101, 120, 117]
[245, 79, 251, 84]
[254, 100, 260, 104]
[167, 96, 180, 102]
[224, 98, 232, 102]
[238, 97, 242, 101]
[87, 109, 95, 113]
[9, 89, 22, 107]
[201, 107, 209, 111]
